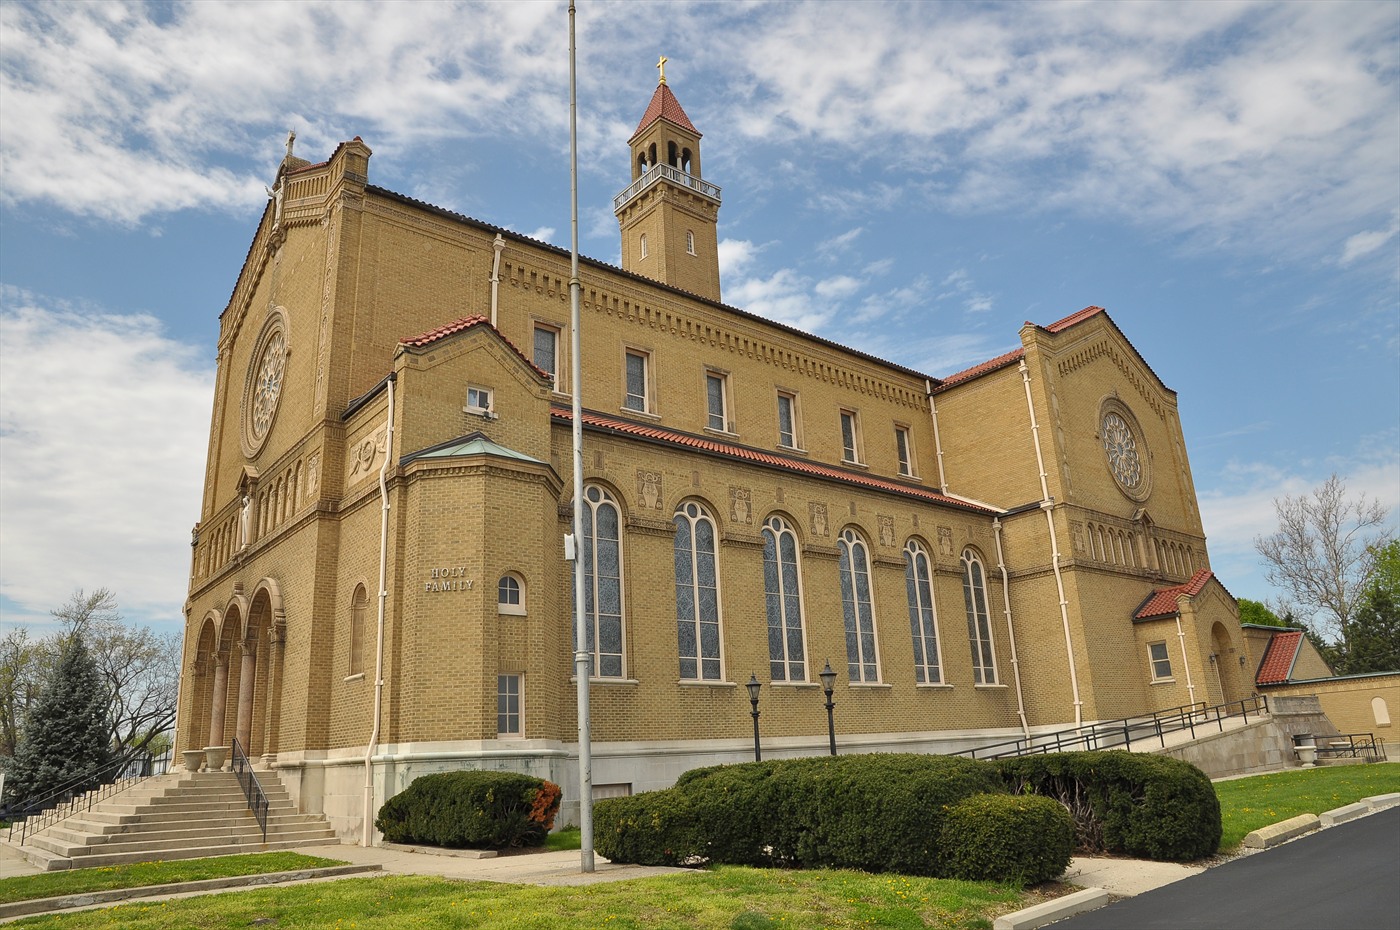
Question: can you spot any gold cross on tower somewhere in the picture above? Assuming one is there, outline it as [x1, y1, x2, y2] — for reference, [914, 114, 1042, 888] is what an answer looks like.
[657, 54, 668, 85]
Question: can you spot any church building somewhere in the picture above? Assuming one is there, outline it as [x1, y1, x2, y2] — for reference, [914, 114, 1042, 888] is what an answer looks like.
[177, 72, 1255, 840]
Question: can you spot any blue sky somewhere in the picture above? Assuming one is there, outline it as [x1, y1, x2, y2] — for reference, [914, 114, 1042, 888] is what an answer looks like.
[1, 0, 1397, 639]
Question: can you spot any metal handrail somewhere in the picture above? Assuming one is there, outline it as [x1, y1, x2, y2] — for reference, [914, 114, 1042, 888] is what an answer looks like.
[5, 750, 171, 846]
[1315, 733, 1387, 763]
[230, 738, 269, 841]
[952, 694, 1271, 760]
[613, 163, 722, 211]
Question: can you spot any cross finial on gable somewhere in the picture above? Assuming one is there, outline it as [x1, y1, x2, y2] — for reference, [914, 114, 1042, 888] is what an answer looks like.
[285, 130, 296, 160]
[657, 55, 668, 85]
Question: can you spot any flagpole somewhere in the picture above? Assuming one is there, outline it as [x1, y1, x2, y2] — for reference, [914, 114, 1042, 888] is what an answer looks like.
[568, 0, 595, 873]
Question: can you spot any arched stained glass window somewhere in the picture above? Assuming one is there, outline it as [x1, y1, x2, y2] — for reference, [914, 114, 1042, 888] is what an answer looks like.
[838, 528, 879, 682]
[762, 515, 806, 681]
[579, 485, 625, 678]
[674, 501, 723, 680]
[961, 549, 997, 684]
[904, 540, 941, 684]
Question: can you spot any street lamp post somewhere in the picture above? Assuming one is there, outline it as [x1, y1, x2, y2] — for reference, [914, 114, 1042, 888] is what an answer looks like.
[745, 674, 762, 761]
[819, 660, 837, 756]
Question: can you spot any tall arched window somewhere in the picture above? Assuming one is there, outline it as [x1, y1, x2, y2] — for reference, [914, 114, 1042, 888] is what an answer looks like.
[961, 549, 997, 684]
[904, 539, 941, 684]
[762, 515, 807, 681]
[580, 485, 625, 678]
[349, 584, 367, 676]
[674, 501, 723, 681]
[838, 527, 879, 682]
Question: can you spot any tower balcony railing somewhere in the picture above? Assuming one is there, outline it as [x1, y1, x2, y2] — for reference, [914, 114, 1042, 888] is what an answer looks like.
[614, 163, 721, 212]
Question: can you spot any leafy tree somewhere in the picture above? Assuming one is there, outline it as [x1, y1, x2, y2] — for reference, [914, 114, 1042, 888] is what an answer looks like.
[0, 628, 51, 760]
[1345, 541, 1400, 674]
[1254, 474, 1394, 657]
[3, 630, 113, 807]
[1237, 598, 1289, 627]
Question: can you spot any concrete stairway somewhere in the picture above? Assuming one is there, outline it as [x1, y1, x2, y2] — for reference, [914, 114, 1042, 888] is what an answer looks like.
[6, 770, 337, 871]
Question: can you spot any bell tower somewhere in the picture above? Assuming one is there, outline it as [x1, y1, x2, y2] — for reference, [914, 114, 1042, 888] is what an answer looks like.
[614, 57, 723, 302]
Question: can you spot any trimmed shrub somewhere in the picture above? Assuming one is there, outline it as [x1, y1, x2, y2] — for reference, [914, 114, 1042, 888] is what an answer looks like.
[374, 770, 561, 849]
[594, 789, 698, 866]
[603, 753, 1004, 876]
[939, 793, 1074, 886]
[997, 751, 1221, 860]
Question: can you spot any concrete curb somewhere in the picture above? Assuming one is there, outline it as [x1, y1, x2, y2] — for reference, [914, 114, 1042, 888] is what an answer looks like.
[1366, 792, 1400, 811]
[993, 888, 1111, 930]
[1243, 813, 1319, 848]
[379, 842, 498, 859]
[1320, 802, 1371, 827]
[0, 864, 381, 919]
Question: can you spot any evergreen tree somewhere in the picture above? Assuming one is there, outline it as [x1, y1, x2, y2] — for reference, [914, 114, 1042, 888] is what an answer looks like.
[3, 633, 113, 807]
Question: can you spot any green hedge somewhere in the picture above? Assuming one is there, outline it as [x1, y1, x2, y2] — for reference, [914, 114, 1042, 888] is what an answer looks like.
[599, 754, 1005, 877]
[996, 751, 1220, 860]
[374, 770, 561, 849]
[939, 793, 1074, 885]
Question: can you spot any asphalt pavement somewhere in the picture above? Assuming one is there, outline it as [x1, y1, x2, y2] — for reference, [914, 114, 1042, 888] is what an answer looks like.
[1051, 805, 1400, 930]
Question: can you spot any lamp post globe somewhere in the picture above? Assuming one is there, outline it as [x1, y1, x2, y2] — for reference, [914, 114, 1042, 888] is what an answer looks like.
[746, 674, 762, 761]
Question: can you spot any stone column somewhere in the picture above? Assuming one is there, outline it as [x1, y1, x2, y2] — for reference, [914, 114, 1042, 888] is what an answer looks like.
[262, 624, 285, 765]
[235, 638, 258, 754]
[208, 652, 229, 747]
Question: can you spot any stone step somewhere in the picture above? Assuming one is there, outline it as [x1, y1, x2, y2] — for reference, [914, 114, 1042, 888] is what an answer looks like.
[35, 836, 340, 871]
[37, 823, 336, 860]
[8, 767, 338, 872]
[46, 812, 325, 845]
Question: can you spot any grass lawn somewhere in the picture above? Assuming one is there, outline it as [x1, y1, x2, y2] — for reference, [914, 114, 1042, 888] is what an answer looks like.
[0, 853, 346, 905]
[1214, 762, 1400, 850]
[8, 867, 1031, 929]
[544, 826, 581, 852]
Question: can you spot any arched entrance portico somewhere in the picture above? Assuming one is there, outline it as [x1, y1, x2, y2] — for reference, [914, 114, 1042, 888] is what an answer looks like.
[187, 580, 285, 766]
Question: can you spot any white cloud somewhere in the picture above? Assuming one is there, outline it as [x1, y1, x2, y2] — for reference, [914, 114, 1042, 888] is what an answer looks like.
[721, 1, 1399, 257]
[2, 0, 1394, 264]
[815, 275, 861, 300]
[1339, 211, 1400, 266]
[718, 238, 761, 281]
[524, 226, 558, 244]
[0, 289, 212, 633]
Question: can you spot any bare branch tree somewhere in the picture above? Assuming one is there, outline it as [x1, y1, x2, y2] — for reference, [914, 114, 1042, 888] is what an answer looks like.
[1254, 474, 1394, 650]
[4, 589, 181, 762]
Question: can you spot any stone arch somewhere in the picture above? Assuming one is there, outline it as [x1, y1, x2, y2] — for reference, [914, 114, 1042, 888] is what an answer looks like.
[185, 611, 220, 755]
[1208, 621, 1246, 705]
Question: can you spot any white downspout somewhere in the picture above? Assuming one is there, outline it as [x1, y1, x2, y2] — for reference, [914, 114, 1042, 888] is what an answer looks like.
[489, 233, 505, 327]
[992, 518, 1030, 738]
[926, 379, 947, 492]
[362, 372, 395, 846]
[1174, 615, 1197, 707]
[1019, 359, 1083, 728]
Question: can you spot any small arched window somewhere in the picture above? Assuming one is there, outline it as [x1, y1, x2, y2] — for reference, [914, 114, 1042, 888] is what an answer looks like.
[498, 574, 525, 616]
[686, 230, 696, 255]
[349, 584, 367, 676]
[640, 233, 649, 259]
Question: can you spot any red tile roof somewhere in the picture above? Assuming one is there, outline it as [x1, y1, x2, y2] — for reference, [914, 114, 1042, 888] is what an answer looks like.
[631, 83, 701, 140]
[1040, 305, 1106, 333]
[1255, 630, 1303, 685]
[398, 315, 551, 380]
[934, 348, 1025, 391]
[551, 406, 994, 514]
[1134, 569, 1216, 620]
